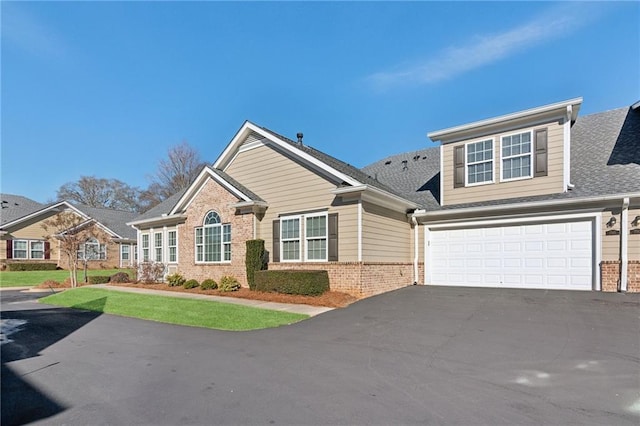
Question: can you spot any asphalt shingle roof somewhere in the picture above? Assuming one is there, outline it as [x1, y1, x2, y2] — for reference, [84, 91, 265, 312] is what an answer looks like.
[72, 204, 138, 240]
[0, 194, 45, 226]
[362, 106, 640, 210]
[133, 188, 189, 222]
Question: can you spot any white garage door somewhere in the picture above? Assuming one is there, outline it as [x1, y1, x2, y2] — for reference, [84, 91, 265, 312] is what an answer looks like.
[429, 220, 594, 290]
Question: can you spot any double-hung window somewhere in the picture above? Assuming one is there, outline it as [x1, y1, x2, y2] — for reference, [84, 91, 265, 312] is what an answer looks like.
[466, 139, 493, 185]
[195, 211, 231, 263]
[168, 230, 177, 263]
[280, 213, 328, 262]
[30, 241, 44, 259]
[121, 244, 130, 261]
[501, 131, 532, 181]
[141, 234, 150, 262]
[13, 240, 28, 259]
[154, 232, 163, 262]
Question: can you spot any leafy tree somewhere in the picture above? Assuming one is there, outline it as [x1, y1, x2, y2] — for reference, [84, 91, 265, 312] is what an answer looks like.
[57, 176, 142, 212]
[42, 211, 96, 288]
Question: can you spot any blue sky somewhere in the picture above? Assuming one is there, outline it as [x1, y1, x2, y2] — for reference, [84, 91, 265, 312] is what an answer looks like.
[2, 1, 638, 204]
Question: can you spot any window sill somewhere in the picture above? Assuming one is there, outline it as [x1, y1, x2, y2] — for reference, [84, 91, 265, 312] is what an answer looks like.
[500, 175, 533, 183]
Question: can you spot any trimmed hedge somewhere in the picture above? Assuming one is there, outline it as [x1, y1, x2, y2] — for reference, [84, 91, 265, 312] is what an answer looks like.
[7, 263, 58, 271]
[87, 275, 111, 284]
[183, 279, 200, 289]
[245, 239, 267, 290]
[200, 279, 218, 290]
[254, 270, 329, 296]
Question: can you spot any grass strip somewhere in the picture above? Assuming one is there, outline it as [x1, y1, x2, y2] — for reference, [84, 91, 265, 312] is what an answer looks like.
[0, 269, 133, 287]
[40, 288, 308, 331]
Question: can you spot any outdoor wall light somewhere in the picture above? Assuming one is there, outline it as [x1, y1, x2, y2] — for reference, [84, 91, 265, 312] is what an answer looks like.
[632, 215, 640, 227]
[606, 216, 617, 227]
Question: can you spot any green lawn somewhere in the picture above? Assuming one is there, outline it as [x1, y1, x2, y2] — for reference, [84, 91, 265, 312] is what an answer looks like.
[40, 288, 308, 331]
[0, 269, 134, 287]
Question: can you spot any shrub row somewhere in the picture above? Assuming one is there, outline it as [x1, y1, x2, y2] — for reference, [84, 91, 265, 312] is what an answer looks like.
[254, 270, 329, 296]
[88, 275, 110, 284]
[7, 263, 58, 271]
[161, 273, 240, 292]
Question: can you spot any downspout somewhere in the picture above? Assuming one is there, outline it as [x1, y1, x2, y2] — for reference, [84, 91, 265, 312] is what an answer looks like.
[564, 105, 575, 191]
[620, 197, 629, 292]
[411, 216, 419, 285]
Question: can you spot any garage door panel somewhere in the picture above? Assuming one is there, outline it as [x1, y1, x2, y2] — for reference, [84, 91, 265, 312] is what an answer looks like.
[430, 219, 594, 290]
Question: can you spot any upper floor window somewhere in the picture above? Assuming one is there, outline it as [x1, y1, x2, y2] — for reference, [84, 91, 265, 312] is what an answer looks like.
[466, 139, 493, 185]
[195, 211, 231, 263]
[502, 131, 532, 181]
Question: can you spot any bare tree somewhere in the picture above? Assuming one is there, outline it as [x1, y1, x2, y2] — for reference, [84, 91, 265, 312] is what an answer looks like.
[57, 176, 143, 212]
[42, 212, 96, 288]
[147, 141, 206, 202]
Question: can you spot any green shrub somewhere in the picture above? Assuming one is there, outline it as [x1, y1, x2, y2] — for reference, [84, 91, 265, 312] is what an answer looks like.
[7, 263, 58, 271]
[109, 272, 131, 283]
[245, 239, 267, 290]
[166, 273, 186, 287]
[218, 275, 240, 292]
[87, 275, 110, 284]
[183, 279, 200, 289]
[200, 279, 218, 290]
[254, 270, 329, 296]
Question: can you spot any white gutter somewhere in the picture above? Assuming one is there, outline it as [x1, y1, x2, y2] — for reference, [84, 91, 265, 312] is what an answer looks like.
[412, 192, 640, 220]
[411, 216, 418, 284]
[564, 105, 574, 191]
[620, 198, 629, 292]
[357, 200, 363, 262]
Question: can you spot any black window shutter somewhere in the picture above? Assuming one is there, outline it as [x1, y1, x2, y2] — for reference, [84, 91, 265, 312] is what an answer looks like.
[272, 220, 280, 263]
[6, 239, 12, 259]
[44, 241, 51, 260]
[454, 145, 465, 188]
[328, 213, 338, 262]
[535, 128, 548, 177]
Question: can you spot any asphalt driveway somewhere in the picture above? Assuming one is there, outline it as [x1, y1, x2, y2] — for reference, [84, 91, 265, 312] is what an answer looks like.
[2, 286, 639, 425]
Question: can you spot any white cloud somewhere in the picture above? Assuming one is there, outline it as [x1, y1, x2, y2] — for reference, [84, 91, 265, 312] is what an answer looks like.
[368, 4, 601, 89]
[2, 3, 68, 59]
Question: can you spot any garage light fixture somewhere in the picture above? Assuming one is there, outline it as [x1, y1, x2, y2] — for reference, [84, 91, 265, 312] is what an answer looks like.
[606, 216, 617, 227]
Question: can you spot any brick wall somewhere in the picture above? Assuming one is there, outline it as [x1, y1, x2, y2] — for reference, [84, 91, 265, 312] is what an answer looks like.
[269, 261, 423, 297]
[600, 261, 640, 293]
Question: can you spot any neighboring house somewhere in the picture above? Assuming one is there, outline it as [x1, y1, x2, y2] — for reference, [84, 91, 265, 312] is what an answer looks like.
[365, 98, 640, 293]
[130, 98, 639, 296]
[0, 196, 138, 269]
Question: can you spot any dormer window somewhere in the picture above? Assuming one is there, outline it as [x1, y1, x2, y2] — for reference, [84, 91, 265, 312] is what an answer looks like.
[466, 139, 493, 185]
[501, 131, 533, 181]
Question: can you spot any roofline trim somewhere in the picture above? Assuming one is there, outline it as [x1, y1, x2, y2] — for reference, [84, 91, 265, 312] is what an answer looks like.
[127, 214, 188, 228]
[412, 192, 640, 220]
[427, 97, 583, 141]
[1, 201, 89, 230]
[213, 121, 362, 187]
[332, 185, 419, 212]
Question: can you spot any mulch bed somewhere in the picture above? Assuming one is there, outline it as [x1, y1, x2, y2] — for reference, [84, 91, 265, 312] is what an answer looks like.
[46, 281, 356, 308]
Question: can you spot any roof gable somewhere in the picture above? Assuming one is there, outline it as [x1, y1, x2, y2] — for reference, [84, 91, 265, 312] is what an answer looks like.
[0, 194, 45, 226]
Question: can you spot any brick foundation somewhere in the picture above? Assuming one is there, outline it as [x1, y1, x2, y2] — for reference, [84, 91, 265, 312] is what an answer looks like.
[600, 261, 640, 293]
[268, 262, 423, 298]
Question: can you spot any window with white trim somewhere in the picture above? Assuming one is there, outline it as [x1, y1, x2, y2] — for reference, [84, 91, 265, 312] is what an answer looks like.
[13, 240, 28, 259]
[121, 244, 130, 261]
[30, 241, 44, 259]
[305, 214, 327, 261]
[168, 230, 177, 263]
[501, 131, 532, 180]
[466, 139, 493, 185]
[280, 213, 328, 262]
[141, 234, 150, 262]
[78, 238, 106, 260]
[154, 232, 163, 262]
[195, 211, 231, 263]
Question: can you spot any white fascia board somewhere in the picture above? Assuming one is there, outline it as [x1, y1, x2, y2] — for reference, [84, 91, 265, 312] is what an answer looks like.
[214, 121, 361, 187]
[1, 201, 88, 229]
[169, 166, 252, 215]
[428, 97, 583, 142]
[423, 211, 600, 229]
[332, 185, 418, 213]
[127, 214, 187, 228]
[631, 100, 640, 110]
[412, 192, 640, 222]
[230, 200, 268, 209]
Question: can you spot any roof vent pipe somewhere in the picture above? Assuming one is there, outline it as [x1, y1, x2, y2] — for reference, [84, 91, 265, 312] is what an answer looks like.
[296, 132, 304, 145]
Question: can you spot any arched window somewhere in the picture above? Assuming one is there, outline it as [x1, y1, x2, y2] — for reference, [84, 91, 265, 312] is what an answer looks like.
[78, 237, 106, 260]
[195, 211, 231, 263]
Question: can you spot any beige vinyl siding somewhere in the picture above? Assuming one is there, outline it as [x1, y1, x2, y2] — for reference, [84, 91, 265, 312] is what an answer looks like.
[361, 201, 411, 262]
[629, 207, 640, 260]
[2, 215, 60, 261]
[601, 208, 621, 261]
[0, 240, 6, 261]
[225, 143, 359, 261]
[443, 122, 565, 205]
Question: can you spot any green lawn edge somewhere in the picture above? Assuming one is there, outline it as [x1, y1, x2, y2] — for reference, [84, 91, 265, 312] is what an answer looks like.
[0, 269, 133, 287]
[39, 287, 308, 331]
